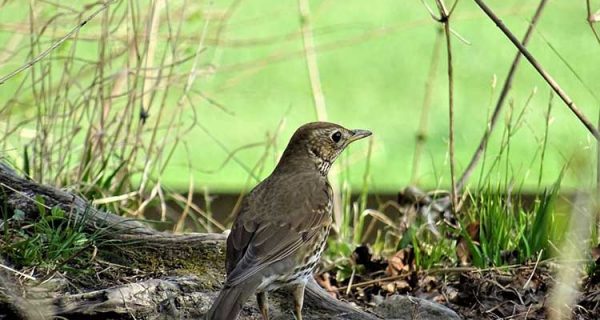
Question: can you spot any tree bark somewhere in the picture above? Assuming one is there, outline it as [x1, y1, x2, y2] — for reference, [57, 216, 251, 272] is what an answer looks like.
[0, 165, 378, 319]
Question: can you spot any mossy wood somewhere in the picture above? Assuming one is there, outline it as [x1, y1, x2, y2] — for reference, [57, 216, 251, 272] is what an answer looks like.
[0, 165, 377, 319]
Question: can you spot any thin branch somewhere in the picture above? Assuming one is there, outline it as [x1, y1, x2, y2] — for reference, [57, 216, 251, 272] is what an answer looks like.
[298, 0, 347, 233]
[457, 0, 548, 191]
[433, 0, 458, 212]
[473, 0, 600, 141]
[0, 262, 37, 281]
[338, 261, 548, 291]
[298, 0, 328, 120]
[586, 0, 600, 44]
[0, 1, 114, 85]
[421, 0, 441, 21]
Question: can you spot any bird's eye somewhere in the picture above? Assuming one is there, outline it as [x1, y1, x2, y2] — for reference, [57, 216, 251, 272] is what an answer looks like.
[331, 131, 342, 143]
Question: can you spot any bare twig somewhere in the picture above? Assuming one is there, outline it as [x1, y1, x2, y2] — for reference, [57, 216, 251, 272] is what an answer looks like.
[457, 0, 548, 191]
[141, 0, 165, 110]
[473, 0, 600, 141]
[0, 1, 114, 85]
[297, 0, 346, 233]
[586, 0, 600, 44]
[211, 0, 243, 68]
[170, 192, 225, 231]
[298, 0, 328, 120]
[0, 262, 37, 281]
[432, 0, 458, 212]
[174, 174, 194, 233]
[523, 249, 543, 290]
[338, 262, 545, 291]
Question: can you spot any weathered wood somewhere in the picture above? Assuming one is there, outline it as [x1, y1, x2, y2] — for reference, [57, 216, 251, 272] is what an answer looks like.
[0, 166, 378, 319]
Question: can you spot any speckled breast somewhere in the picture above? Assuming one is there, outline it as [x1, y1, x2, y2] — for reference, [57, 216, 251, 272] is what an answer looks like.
[257, 184, 334, 292]
[263, 223, 332, 291]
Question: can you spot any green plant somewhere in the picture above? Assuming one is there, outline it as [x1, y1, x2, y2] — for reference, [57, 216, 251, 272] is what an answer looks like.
[0, 1, 218, 228]
[1, 196, 106, 273]
[409, 223, 457, 269]
[462, 172, 565, 267]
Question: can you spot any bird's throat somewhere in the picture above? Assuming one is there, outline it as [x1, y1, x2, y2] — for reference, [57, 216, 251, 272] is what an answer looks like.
[317, 159, 331, 176]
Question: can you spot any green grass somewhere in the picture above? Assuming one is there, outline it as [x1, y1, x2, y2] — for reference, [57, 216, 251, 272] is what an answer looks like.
[0, 1, 599, 194]
[462, 175, 566, 267]
[1, 197, 107, 275]
[324, 167, 571, 274]
[1, 4, 599, 314]
[0, 0, 598, 282]
[323, 88, 577, 273]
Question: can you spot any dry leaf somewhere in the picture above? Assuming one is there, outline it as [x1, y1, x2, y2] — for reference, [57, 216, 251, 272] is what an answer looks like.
[315, 273, 338, 298]
[395, 280, 411, 293]
[385, 247, 414, 276]
[383, 282, 396, 293]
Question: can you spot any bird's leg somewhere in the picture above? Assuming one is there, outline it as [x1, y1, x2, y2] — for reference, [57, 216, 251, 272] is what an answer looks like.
[256, 291, 269, 320]
[292, 283, 306, 320]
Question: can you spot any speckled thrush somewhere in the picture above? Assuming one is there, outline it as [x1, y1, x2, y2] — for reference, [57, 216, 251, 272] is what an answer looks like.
[206, 122, 371, 320]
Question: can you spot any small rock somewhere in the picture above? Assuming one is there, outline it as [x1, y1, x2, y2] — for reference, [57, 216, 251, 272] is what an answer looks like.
[445, 286, 459, 303]
[371, 294, 385, 305]
[373, 294, 461, 320]
[383, 282, 396, 293]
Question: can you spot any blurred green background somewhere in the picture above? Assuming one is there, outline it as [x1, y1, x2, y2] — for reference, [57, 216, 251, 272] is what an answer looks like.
[1, 0, 599, 194]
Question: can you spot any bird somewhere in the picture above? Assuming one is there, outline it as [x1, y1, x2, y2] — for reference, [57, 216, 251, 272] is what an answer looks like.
[206, 122, 372, 320]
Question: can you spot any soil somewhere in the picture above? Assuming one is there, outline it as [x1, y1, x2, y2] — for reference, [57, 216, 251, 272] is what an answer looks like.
[316, 252, 600, 319]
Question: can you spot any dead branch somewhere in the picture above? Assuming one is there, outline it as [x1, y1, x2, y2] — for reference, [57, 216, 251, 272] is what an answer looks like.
[473, 0, 600, 141]
[431, 0, 458, 212]
[0, 1, 115, 85]
[457, 0, 548, 192]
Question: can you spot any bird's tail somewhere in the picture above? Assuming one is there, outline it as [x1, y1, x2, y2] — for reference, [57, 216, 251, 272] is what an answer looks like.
[205, 279, 261, 320]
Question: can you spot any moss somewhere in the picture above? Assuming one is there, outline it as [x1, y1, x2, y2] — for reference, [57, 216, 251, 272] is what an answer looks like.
[175, 259, 224, 289]
[170, 245, 226, 289]
[102, 240, 226, 289]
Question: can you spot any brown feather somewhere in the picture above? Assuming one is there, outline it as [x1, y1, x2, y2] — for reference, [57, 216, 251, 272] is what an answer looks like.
[225, 171, 332, 286]
[207, 121, 371, 320]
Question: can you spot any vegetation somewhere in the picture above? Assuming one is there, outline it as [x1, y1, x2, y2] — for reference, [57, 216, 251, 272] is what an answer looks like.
[0, 196, 112, 290]
[0, 0, 599, 319]
[1, 1, 599, 193]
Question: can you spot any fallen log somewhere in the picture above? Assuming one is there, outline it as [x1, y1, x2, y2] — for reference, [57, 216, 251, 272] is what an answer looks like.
[0, 165, 464, 319]
[0, 165, 377, 319]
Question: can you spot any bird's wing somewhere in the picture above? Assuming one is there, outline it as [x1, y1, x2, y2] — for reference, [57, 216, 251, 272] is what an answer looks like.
[225, 179, 331, 287]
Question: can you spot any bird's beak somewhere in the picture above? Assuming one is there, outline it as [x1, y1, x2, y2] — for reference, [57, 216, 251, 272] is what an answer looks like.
[348, 129, 372, 142]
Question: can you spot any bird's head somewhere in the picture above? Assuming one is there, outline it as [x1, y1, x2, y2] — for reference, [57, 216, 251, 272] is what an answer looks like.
[277, 122, 372, 175]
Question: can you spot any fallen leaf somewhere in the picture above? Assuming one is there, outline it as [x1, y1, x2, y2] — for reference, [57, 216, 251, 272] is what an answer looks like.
[315, 273, 338, 298]
[383, 282, 396, 293]
[385, 247, 414, 276]
[395, 280, 411, 293]
[419, 275, 438, 292]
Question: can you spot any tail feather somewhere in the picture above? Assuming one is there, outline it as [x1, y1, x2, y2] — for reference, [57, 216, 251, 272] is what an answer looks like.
[206, 279, 261, 320]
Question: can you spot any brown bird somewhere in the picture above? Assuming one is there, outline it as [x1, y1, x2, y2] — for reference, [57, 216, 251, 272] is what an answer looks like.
[206, 122, 371, 320]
